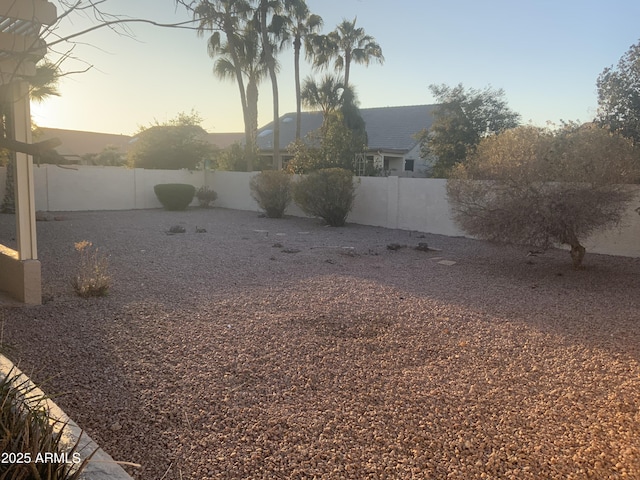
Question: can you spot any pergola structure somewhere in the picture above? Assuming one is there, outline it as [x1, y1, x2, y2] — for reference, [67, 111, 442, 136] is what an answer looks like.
[0, 0, 56, 304]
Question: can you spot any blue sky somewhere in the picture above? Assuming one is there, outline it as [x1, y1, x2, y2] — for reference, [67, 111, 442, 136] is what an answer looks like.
[31, 0, 640, 136]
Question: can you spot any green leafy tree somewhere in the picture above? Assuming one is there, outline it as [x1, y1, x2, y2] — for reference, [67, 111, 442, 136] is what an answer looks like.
[596, 40, 640, 144]
[447, 124, 640, 268]
[419, 83, 521, 177]
[81, 145, 127, 166]
[308, 17, 384, 88]
[127, 112, 214, 170]
[214, 142, 271, 171]
[289, 81, 367, 174]
[287, 111, 367, 174]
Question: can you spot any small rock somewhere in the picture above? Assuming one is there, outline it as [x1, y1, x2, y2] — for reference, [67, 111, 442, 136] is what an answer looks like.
[195, 226, 207, 233]
[415, 242, 430, 252]
[387, 243, 404, 251]
[35, 211, 50, 221]
[111, 422, 122, 431]
[272, 243, 283, 248]
[437, 260, 457, 266]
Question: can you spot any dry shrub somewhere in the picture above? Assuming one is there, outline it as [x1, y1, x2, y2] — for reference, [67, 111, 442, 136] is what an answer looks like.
[447, 124, 640, 268]
[196, 185, 218, 207]
[71, 241, 111, 297]
[250, 170, 292, 218]
[293, 168, 358, 227]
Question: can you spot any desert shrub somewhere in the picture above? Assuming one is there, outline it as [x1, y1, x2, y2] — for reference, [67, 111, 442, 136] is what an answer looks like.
[292, 168, 357, 226]
[250, 170, 292, 218]
[153, 183, 196, 211]
[196, 185, 218, 207]
[0, 367, 94, 479]
[71, 240, 110, 297]
[447, 124, 640, 268]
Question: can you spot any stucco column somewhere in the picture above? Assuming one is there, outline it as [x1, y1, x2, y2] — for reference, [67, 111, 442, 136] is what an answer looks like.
[11, 81, 38, 261]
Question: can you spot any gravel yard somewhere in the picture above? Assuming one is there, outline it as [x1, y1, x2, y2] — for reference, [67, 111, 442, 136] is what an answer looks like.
[1, 208, 639, 480]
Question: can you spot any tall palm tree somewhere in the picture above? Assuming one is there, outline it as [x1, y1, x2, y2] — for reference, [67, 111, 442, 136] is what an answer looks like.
[189, 0, 256, 168]
[309, 17, 384, 88]
[284, 0, 322, 140]
[211, 25, 267, 170]
[255, 0, 284, 169]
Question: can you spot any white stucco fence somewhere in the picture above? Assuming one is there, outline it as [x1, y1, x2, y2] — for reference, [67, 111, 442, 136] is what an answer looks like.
[0, 165, 638, 257]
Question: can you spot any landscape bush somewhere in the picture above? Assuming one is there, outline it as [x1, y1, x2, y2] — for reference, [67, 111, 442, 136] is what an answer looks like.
[293, 168, 357, 227]
[153, 183, 196, 211]
[447, 124, 640, 268]
[250, 170, 292, 218]
[196, 185, 218, 208]
[71, 240, 111, 298]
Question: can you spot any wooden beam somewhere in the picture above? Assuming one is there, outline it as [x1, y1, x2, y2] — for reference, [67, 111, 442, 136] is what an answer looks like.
[0, 136, 60, 156]
[0, 31, 46, 56]
[0, 0, 57, 26]
[0, 57, 36, 83]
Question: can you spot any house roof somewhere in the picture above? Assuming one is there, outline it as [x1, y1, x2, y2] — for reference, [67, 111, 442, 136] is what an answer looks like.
[256, 104, 439, 153]
[35, 127, 245, 160]
[36, 127, 134, 159]
[205, 132, 245, 149]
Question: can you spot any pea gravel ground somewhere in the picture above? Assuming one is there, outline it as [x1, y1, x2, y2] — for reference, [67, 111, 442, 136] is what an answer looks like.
[1, 208, 639, 480]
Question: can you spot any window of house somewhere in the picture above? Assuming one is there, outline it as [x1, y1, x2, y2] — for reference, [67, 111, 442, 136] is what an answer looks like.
[405, 159, 415, 172]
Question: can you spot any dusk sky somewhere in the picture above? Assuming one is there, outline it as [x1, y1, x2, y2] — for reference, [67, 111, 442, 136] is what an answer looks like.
[31, 0, 640, 136]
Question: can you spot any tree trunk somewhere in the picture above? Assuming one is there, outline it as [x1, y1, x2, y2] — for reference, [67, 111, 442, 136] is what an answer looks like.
[570, 243, 586, 269]
[246, 79, 259, 171]
[259, 1, 280, 170]
[226, 29, 253, 172]
[294, 34, 302, 140]
[344, 49, 351, 88]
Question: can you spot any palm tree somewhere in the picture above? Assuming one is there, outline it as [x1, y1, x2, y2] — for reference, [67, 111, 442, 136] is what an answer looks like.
[309, 16, 384, 88]
[284, 0, 322, 139]
[190, 0, 256, 168]
[211, 24, 267, 170]
[255, 0, 284, 169]
[301, 74, 345, 124]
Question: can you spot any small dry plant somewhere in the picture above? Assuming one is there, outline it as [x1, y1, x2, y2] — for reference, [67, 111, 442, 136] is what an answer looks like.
[71, 241, 111, 298]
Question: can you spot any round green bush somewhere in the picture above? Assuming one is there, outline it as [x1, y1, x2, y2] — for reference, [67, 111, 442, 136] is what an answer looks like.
[250, 170, 292, 218]
[153, 183, 196, 211]
[292, 168, 357, 226]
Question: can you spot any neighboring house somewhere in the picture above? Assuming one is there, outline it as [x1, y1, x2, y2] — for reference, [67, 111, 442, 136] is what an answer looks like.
[205, 132, 245, 149]
[36, 127, 133, 164]
[256, 104, 439, 177]
[35, 128, 244, 165]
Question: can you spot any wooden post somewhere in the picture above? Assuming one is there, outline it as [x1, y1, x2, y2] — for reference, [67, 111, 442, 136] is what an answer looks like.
[11, 81, 38, 261]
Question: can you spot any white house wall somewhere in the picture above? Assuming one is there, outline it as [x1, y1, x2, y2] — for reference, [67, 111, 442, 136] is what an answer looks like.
[0, 166, 637, 258]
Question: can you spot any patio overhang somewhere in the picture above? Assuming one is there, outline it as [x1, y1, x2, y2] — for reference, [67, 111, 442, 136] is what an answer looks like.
[0, 0, 57, 304]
